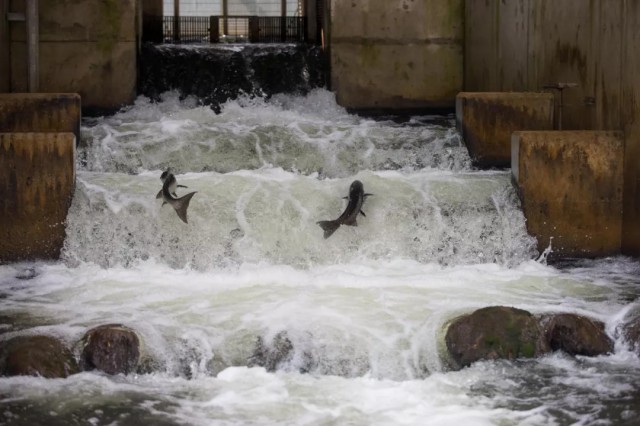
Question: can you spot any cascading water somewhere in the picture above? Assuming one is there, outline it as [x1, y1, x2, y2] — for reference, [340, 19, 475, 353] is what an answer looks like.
[1, 88, 640, 425]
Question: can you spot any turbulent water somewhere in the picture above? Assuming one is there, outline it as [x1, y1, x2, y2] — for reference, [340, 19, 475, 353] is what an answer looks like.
[1, 89, 640, 425]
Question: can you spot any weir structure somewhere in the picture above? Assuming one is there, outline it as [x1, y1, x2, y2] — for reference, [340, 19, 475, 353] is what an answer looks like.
[0, 0, 638, 260]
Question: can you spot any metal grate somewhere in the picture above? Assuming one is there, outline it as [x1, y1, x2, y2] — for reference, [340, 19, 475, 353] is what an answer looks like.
[162, 15, 307, 43]
[163, 16, 211, 43]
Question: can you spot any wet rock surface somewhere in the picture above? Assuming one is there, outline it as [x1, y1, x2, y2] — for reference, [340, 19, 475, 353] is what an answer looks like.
[541, 313, 613, 356]
[445, 306, 550, 369]
[248, 331, 313, 373]
[138, 43, 328, 111]
[80, 324, 140, 375]
[620, 314, 640, 355]
[0, 335, 79, 378]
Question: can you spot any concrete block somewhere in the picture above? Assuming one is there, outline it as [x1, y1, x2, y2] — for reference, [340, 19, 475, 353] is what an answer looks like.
[38, 41, 136, 112]
[456, 92, 554, 168]
[0, 132, 76, 262]
[512, 131, 624, 258]
[332, 42, 462, 110]
[332, 0, 463, 41]
[0, 93, 81, 143]
[330, 0, 463, 111]
[11, 0, 137, 43]
[7, 0, 137, 114]
[9, 40, 136, 113]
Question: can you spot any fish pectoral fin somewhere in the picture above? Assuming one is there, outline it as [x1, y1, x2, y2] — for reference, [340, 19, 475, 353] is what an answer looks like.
[359, 210, 366, 217]
[364, 193, 373, 197]
[156, 189, 163, 199]
[178, 185, 188, 188]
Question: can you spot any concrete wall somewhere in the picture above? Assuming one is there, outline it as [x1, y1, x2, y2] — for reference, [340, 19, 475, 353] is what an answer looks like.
[0, 93, 81, 142]
[0, 1, 9, 92]
[4, 0, 138, 113]
[465, 0, 640, 257]
[512, 131, 624, 258]
[0, 93, 80, 261]
[0, 132, 76, 262]
[330, 0, 463, 111]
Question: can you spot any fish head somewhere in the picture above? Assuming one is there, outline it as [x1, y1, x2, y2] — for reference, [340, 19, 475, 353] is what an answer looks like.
[160, 170, 170, 182]
[349, 180, 364, 199]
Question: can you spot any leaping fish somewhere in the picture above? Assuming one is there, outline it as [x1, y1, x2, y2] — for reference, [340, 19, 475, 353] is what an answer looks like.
[156, 170, 188, 202]
[156, 172, 197, 224]
[317, 180, 372, 239]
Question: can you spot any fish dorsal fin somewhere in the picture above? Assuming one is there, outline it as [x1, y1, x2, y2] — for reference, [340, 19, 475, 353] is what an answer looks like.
[156, 189, 163, 199]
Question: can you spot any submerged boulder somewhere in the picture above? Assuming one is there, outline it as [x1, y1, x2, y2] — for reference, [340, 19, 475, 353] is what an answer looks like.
[0, 335, 79, 378]
[541, 313, 613, 356]
[247, 330, 313, 373]
[80, 324, 140, 375]
[620, 313, 640, 355]
[445, 306, 550, 369]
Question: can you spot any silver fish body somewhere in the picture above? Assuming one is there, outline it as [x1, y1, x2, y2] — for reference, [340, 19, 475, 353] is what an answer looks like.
[157, 172, 196, 224]
[317, 180, 372, 239]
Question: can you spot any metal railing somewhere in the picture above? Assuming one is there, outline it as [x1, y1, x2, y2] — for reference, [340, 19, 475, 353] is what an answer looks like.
[162, 16, 308, 44]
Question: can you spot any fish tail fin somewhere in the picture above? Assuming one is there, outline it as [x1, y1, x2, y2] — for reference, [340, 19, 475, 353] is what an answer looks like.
[173, 191, 197, 224]
[317, 220, 341, 239]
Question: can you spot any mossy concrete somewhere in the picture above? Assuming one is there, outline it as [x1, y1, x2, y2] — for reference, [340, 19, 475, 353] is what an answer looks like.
[456, 92, 554, 168]
[331, 0, 463, 111]
[6, 0, 136, 112]
[512, 131, 624, 257]
[0, 132, 76, 262]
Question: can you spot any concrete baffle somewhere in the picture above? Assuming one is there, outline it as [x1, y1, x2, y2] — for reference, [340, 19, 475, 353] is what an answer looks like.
[512, 131, 624, 258]
[0, 133, 76, 262]
[0, 93, 81, 143]
[456, 92, 554, 168]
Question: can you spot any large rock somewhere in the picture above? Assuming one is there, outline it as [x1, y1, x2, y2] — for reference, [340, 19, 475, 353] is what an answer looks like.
[0, 335, 79, 378]
[445, 306, 550, 369]
[541, 313, 613, 356]
[80, 324, 140, 375]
